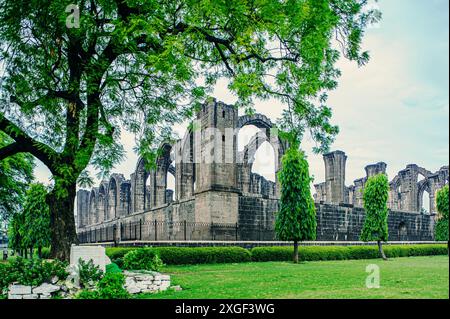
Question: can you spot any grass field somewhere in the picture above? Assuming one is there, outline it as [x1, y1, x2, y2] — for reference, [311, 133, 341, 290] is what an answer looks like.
[138, 256, 449, 299]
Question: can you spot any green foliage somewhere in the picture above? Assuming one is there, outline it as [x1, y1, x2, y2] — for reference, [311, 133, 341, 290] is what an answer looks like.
[78, 258, 104, 288]
[0, 132, 34, 221]
[158, 247, 252, 265]
[40, 247, 52, 259]
[435, 185, 449, 241]
[276, 147, 316, 242]
[0, 257, 68, 294]
[76, 273, 130, 300]
[435, 220, 449, 242]
[106, 262, 122, 274]
[22, 184, 51, 251]
[0, 0, 379, 259]
[123, 248, 164, 271]
[436, 185, 449, 219]
[109, 247, 252, 266]
[7, 183, 51, 254]
[360, 174, 390, 242]
[250, 245, 448, 262]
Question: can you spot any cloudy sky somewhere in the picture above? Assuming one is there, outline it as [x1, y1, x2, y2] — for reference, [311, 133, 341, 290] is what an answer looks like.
[34, 0, 449, 198]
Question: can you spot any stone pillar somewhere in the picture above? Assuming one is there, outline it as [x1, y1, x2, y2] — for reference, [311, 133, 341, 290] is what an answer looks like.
[399, 165, 419, 212]
[76, 190, 90, 228]
[353, 178, 365, 207]
[365, 162, 387, 178]
[120, 181, 131, 216]
[323, 150, 347, 204]
[194, 99, 239, 224]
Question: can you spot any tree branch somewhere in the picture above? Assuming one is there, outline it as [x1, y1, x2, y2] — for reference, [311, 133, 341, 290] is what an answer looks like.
[0, 114, 58, 174]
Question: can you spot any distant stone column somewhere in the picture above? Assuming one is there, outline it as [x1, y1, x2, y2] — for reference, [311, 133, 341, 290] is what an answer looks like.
[365, 162, 387, 178]
[323, 151, 347, 204]
[76, 190, 90, 228]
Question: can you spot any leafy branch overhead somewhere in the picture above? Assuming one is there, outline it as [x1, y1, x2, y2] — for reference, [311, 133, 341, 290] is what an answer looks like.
[0, 0, 380, 180]
[0, 0, 379, 260]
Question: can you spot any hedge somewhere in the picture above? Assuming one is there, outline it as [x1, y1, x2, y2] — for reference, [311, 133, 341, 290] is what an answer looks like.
[105, 244, 447, 266]
[250, 244, 448, 262]
[106, 246, 252, 265]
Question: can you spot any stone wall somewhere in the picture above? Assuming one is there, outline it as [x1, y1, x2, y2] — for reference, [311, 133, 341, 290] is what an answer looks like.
[315, 203, 435, 241]
[77, 99, 445, 243]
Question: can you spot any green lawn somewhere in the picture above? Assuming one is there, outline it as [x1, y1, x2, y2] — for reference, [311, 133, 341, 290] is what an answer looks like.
[138, 256, 449, 299]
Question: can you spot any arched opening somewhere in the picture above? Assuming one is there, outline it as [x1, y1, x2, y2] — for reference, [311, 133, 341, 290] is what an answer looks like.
[166, 170, 176, 203]
[98, 184, 107, 222]
[238, 125, 261, 152]
[251, 141, 276, 182]
[398, 222, 408, 241]
[420, 189, 431, 214]
[89, 191, 97, 225]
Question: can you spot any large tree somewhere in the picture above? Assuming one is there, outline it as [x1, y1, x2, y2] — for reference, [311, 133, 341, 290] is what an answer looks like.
[275, 146, 316, 263]
[0, 0, 380, 260]
[0, 132, 34, 222]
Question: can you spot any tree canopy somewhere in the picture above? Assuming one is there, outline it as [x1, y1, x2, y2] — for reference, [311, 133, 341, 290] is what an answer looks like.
[360, 173, 389, 242]
[0, 132, 34, 222]
[275, 146, 316, 262]
[0, 0, 380, 259]
[8, 183, 51, 257]
[435, 184, 448, 242]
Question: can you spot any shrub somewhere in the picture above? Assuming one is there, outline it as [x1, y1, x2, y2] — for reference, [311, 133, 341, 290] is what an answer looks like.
[251, 245, 447, 262]
[157, 247, 252, 265]
[0, 257, 68, 293]
[123, 248, 163, 271]
[106, 247, 136, 268]
[76, 273, 130, 299]
[96, 273, 130, 299]
[106, 262, 122, 274]
[40, 247, 51, 259]
[107, 246, 252, 266]
[78, 259, 104, 288]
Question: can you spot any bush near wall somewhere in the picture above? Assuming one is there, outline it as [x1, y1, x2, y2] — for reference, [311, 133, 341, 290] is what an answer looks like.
[250, 244, 448, 262]
[106, 247, 252, 266]
[106, 244, 446, 266]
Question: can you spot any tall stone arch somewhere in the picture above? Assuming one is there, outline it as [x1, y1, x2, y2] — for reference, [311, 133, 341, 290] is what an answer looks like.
[107, 174, 124, 220]
[417, 178, 431, 214]
[152, 142, 174, 206]
[133, 157, 151, 212]
[89, 188, 98, 225]
[98, 182, 108, 222]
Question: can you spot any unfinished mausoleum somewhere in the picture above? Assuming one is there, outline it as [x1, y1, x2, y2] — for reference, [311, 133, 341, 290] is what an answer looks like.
[76, 99, 449, 243]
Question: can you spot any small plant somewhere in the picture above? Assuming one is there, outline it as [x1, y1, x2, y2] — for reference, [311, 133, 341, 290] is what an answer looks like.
[123, 248, 164, 271]
[106, 262, 122, 274]
[78, 259, 104, 288]
[76, 273, 130, 299]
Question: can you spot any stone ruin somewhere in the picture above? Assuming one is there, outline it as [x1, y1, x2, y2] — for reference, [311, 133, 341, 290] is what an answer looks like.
[76, 99, 449, 242]
[314, 151, 449, 214]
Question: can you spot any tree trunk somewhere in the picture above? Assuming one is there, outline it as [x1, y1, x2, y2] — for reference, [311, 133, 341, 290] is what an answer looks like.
[38, 246, 42, 259]
[377, 240, 387, 260]
[47, 181, 79, 261]
[293, 240, 299, 263]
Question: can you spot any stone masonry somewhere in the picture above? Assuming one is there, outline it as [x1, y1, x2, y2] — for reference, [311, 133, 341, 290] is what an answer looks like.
[77, 99, 448, 242]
